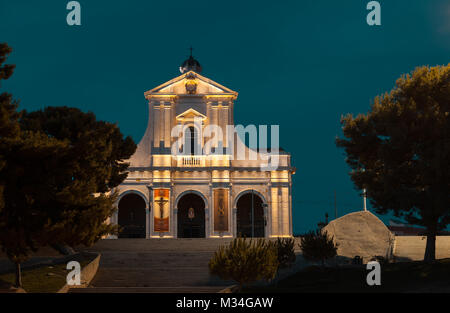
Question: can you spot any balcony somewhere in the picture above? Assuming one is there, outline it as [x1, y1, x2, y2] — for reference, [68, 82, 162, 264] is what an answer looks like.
[183, 156, 201, 166]
[176, 155, 205, 167]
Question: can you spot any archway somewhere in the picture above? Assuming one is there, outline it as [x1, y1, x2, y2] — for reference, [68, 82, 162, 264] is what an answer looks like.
[177, 193, 206, 238]
[118, 193, 147, 238]
[236, 191, 265, 238]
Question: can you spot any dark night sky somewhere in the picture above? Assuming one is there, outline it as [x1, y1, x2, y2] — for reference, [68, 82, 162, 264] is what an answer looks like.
[1, 0, 449, 234]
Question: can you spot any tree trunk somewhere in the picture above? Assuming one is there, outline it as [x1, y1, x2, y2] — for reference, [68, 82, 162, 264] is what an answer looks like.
[424, 232, 436, 262]
[15, 262, 22, 288]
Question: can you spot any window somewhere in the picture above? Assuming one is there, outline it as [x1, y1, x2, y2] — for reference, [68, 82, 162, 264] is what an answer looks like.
[184, 126, 199, 155]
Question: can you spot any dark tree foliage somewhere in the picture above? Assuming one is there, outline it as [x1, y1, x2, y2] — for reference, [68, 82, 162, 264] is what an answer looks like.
[0, 43, 69, 287]
[300, 230, 338, 266]
[0, 43, 137, 288]
[20, 107, 136, 193]
[0, 44, 15, 82]
[17, 107, 137, 248]
[336, 65, 450, 262]
[0, 43, 19, 173]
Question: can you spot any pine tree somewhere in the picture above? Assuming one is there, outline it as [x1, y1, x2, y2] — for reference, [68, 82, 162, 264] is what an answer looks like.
[19, 106, 137, 247]
[0, 43, 137, 288]
[0, 43, 69, 287]
[337, 64, 450, 262]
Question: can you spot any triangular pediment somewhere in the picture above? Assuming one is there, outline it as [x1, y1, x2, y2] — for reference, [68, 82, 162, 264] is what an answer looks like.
[176, 108, 207, 122]
[144, 71, 238, 98]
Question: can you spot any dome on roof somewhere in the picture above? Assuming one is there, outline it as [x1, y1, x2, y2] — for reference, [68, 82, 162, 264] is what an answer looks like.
[179, 50, 202, 74]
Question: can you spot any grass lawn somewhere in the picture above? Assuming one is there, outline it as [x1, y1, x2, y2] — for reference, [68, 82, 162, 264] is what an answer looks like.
[243, 258, 450, 293]
[0, 254, 94, 293]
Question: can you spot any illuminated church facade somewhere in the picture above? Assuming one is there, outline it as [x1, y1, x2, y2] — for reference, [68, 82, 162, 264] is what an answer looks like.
[110, 54, 295, 239]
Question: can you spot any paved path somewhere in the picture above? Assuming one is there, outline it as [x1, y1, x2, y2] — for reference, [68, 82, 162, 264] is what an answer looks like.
[73, 239, 237, 293]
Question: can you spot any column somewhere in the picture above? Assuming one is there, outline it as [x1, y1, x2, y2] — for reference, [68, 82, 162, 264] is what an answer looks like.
[153, 105, 160, 147]
[164, 104, 171, 148]
[232, 208, 237, 237]
[288, 183, 293, 236]
[159, 102, 164, 147]
[271, 187, 279, 236]
[278, 188, 283, 236]
[218, 102, 223, 149]
[145, 208, 150, 239]
[209, 181, 213, 238]
[171, 185, 177, 238]
[212, 103, 218, 148]
[222, 105, 229, 148]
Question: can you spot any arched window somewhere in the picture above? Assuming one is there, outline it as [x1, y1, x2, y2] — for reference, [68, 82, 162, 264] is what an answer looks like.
[184, 126, 199, 155]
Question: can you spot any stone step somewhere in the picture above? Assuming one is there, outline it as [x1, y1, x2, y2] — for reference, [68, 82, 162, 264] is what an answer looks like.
[72, 238, 299, 292]
[79, 238, 302, 253]
[68, 286, 226, 293]
[88, 268, 230, 288]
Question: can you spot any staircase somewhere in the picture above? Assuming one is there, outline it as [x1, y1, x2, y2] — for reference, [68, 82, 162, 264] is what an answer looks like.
[70, 239, 236, 293]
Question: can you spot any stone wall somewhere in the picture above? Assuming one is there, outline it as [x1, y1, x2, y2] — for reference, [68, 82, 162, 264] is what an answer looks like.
[321, 211, 450, 262]
[394, 236, 450, 261]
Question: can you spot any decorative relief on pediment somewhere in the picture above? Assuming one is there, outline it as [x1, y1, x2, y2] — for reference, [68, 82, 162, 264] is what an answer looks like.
[184, 72, 197, 94]
[144, 72, 238, 99]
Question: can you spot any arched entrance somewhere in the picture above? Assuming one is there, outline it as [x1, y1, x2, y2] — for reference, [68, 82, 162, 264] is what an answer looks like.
[177, 193, 206, 238]
[118, 193, 147, 238]
[236, 191, 265, 238]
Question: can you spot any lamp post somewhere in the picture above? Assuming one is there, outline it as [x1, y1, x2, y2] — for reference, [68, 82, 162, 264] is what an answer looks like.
[362, 168, 367, 212]
[363, 189, 367, 212]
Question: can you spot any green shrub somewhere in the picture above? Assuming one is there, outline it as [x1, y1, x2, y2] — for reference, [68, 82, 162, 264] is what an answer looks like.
[299, 230, 338, 266]
[275, 237, 296, 268]
[208, 238, 278, 288]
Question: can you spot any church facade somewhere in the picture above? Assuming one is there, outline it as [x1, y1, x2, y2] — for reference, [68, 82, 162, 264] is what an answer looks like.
[110, 55, 295, 239]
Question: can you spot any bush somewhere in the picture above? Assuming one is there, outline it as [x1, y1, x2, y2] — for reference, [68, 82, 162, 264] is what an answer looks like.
[275, 238, 296, 268]
[208, 238, 278, 288]
[370, 255, 388, 265]
[299, 230, 338, 266]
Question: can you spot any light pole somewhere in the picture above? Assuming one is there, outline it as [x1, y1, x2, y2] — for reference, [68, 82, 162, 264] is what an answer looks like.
[362, 168, 367, 212]
[363, 189, 367, 212]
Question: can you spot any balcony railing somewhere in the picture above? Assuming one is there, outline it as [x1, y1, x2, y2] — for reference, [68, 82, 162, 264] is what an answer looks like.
[182, 156, 202, 166]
